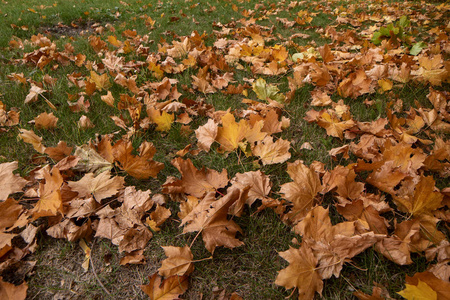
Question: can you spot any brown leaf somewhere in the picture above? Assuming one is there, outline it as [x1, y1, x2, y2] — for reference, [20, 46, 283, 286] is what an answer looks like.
[163, 157, 228, 198]
[0, 198, 23, 230]
[34, 112, 58, 129]
[181, 189, 244, 254]
[77, 115, 95, 129]
[149, 205, 171, 231]
[44, 141, 73, 161]
[0, 277, 28, 300]
[68, 171, 124, 202]
[112, 140, 164, 179]
[88, 71, 111, 90]
[195, 119, 218, 152]
[252, 136, 291, 165]
[317, 112, 356, 140]
[34, 167, 63, 217]
[120, 250, 146, 265]
[141, 273, 188, 300]
[101, 91, 115, 107]
[280, 161, 322, 222]
[230, 170, 271, 207]
[25, 84, 46, 104]
[0, 162, 28, 200]
[393, 175, 443, 216]
[275, 244, 323, 300]
[18, 129, 46, 153]
[159, 245, 194, 277]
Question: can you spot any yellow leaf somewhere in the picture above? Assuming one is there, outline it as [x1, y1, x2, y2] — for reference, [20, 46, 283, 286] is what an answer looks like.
[216, 112, 248, 152]
[79, 239, 91, 271]
[89, 71, 111, 91]
[378, 78, 393, 92]
[18, 128, 46, 153]
[147, 107, 174, 132]
[398, 280, 437, 300]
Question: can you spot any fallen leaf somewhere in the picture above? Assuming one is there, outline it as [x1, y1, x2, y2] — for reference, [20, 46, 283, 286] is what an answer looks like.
[0, 162, 28, 200]
[398, 280, 437, 300]
[275, 244, 323, 300]
[141, 273, 188, 300]
[163, 157, 228, 198]
[0, 277, 28, 300]
[18, 129, 46, 153]
[181, 189, 244, 253]
[159, 245, 194, 277]
[68, 171, 125, 202]
[34, 112, 58, 129]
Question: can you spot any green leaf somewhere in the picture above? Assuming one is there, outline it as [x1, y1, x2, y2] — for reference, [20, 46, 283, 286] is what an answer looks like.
[410, 42, 426, 55]
[398, 15, 410, 28]
[371, 32, 383, 45]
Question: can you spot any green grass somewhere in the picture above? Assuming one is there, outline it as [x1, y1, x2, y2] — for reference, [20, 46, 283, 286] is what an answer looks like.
[0, 0, 449, 299]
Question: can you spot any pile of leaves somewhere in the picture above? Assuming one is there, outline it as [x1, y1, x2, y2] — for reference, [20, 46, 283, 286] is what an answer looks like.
[1, 0, 449, 299]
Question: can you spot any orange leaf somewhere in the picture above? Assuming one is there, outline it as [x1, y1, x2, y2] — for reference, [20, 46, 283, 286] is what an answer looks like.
[275, 244, 323, 300]
[141, 273, 188, 300]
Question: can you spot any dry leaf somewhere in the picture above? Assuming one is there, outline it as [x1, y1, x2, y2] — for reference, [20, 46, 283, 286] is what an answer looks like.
[141, 273, 188, 300]
[68, 171, 125, 202]
[0, 162, 28, 200]
[159, 245, 194, 277]
[18, 129, 46, 153]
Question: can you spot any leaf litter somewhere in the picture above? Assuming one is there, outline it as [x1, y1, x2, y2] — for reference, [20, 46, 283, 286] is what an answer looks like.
[0, 0, 449, 299]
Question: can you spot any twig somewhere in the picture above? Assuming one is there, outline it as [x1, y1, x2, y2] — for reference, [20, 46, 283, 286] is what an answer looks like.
[90, 238, 111, 296]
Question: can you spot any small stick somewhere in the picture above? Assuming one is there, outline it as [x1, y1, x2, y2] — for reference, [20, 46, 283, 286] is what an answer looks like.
[90, 238, 111, 296]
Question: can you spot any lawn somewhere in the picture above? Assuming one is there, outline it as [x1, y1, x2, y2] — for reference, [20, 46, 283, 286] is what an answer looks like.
[0, 0, 449, 299]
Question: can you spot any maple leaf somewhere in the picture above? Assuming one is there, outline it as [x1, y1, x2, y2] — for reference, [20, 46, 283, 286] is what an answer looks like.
[101, 91, 115, 107]
[47, 218, 93, 242]
[141, 273, 188, 300]
[393, 175, 443, 216]
[280, 160, 322, 222]
[24, 84, 46, 104]
[275, 244, 323, 300]
[67, 171, 125, 203]
[0, 276, 28, 300]
[397, 280, 437, 300]
[34, 167, 63, 217]
[354, 284, 390, 300]
[416, 54, 449, 86]
[337, 200, 388, 235]
[148, 205, 171, 231]
[338, 69, 372, 98]
[180, 189, 244, 253]
[0, 162, 28, 200]
[0, 198, 23, 231]
[404, 271, 450, 300]
[195, 119, 218, 152]
[248, 108, 283, 134]
[88, 71, 111, 90]
[375, 219, 425, 265]
[252, 136, 291, 165]
[317, 112, 356, 140]
[147, 106, 174, 132]
[216, 112, 249, 152]
[159, 245, 194, 277]
[294, 206, 382, 279]
[18, 128, 46, 153]
[119, 226, 153, 253]
[73, 144, 113, 174]
[230, 170, 271, 207]
[163, 157, 228, 198]
[34, 112, 58, 129]
[311, 90, 332, 107]
[112, 140, 164, 179]
[252, 78, 285, 103]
